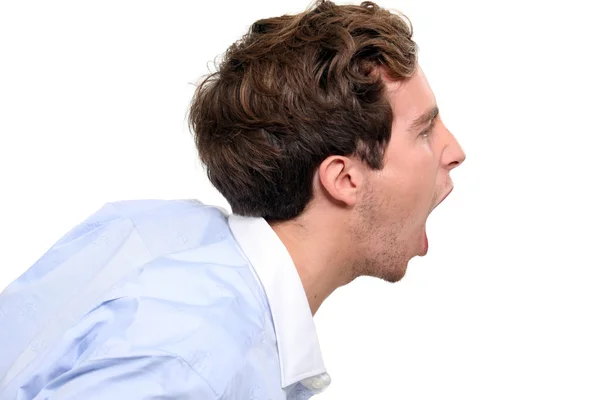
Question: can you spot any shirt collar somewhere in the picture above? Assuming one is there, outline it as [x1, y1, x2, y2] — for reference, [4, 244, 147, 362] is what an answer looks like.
[227, 214, 329, 389]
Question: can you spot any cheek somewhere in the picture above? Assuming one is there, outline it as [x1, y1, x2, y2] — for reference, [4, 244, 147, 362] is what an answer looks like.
[376, 142, 438, 211]
[403, 156, 439, 218]
[404, 150, 438, 193]
[381, 162, 437, 214]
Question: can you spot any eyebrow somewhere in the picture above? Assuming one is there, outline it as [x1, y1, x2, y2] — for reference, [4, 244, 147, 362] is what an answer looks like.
[409, 106, 439, 132]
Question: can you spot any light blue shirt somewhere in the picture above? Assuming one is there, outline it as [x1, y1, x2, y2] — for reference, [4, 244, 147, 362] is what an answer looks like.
[0, 199, 331, 399]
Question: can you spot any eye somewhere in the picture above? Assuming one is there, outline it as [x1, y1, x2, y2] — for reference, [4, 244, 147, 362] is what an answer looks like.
[419, 121, 436, 139]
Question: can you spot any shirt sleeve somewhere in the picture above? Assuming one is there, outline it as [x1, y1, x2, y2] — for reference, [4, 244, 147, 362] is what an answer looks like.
[33, 354, 217, 400]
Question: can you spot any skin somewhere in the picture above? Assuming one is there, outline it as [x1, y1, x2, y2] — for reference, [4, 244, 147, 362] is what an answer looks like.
[271, 66, 466, 315]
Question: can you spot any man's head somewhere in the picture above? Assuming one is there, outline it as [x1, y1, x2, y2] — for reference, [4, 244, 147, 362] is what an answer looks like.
[189, 0, 465, 283]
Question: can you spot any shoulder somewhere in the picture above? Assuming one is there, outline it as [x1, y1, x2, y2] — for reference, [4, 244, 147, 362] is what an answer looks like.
[105, 199, 234, 258]
[107, 198, 222, 219]
[77, 263, 274, 396]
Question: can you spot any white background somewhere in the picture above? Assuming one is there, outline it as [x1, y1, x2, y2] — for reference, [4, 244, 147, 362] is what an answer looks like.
[1, 0, 599, 399]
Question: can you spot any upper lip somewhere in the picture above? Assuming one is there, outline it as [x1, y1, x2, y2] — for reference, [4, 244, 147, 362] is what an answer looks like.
[433, 187, 454, 210]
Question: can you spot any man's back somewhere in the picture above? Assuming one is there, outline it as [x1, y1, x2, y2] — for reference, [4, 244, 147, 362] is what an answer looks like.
[0, 200, 286, 399]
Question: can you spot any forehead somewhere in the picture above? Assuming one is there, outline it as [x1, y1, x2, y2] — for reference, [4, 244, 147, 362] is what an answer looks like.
[384, 66, 436, 125]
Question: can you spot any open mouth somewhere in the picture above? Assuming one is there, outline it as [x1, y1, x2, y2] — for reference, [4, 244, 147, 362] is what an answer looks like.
[419, 187, 455, 256]
[421, 187, 454, 256]
[433, 187, 454, 211]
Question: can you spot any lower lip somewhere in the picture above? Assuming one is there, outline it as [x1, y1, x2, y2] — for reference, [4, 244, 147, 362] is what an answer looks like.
[420, 229, 429, 256]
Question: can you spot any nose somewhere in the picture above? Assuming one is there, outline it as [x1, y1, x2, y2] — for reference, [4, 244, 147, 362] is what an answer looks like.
[444, 131, 466, 171]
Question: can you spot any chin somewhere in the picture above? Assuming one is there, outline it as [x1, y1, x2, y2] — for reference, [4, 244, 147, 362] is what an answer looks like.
[379, 262, 409, 283]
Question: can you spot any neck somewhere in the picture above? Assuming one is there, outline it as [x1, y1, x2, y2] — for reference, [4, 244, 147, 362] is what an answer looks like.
[270, 215, 353, 315]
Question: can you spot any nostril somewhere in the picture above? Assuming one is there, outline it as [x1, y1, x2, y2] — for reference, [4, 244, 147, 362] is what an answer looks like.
[451, 152, 466, 168]
[449, 160, 461, 169]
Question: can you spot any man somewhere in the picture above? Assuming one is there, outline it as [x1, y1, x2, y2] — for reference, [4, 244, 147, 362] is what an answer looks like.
[0, 0, 465, 398]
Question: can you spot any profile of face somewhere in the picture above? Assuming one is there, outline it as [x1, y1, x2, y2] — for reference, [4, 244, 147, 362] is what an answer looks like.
[352, 66, 466, 282]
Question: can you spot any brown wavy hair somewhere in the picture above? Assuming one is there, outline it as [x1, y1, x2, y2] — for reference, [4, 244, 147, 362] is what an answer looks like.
[189, 0, 417, 221]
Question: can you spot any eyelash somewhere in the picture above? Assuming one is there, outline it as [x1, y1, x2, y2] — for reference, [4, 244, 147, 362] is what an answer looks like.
[420, 122, 435, 138]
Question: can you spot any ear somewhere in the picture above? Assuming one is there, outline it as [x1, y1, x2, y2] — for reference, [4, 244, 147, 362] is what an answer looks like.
[317, 156, 365, 207]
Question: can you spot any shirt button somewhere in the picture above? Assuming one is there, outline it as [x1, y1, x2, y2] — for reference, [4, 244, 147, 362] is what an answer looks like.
[301, 373, 331, 392]
[311, 379, 324, 390]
